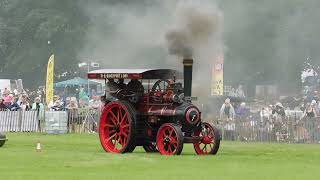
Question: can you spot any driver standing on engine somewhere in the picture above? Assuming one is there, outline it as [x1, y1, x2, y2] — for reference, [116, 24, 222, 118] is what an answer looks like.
[106, 79, 120, 102]
[127, 79, 144, 97]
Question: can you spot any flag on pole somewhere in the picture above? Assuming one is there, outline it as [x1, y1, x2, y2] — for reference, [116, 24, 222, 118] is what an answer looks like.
[211, 54, 224, 96]
[46, 54, 55, 105]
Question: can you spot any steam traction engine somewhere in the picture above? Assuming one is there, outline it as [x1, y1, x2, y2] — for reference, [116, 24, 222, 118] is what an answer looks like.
[88, 59, 221, 155]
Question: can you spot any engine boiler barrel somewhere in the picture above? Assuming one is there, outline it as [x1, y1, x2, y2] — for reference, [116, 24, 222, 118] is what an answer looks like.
[147, 103, 200, 121]
[147, 105, 178, 116]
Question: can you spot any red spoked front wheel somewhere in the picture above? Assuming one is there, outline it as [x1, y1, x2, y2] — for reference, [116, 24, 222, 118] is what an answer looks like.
[99, 101, 136, 153]
[157, 123, 183, 155]
[193, 122, 221, 155]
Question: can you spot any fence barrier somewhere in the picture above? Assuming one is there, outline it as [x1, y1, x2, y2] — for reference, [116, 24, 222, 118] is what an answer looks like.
[54, 108, 101, 134]
[212, 116, 320, 144]
[0, 108, 101, 134]
[1, 108, 320, 144]
[0, 110, 38, 132]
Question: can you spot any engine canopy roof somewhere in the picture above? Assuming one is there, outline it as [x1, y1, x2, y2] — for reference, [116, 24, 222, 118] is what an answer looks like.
[88, 69, 183, 80]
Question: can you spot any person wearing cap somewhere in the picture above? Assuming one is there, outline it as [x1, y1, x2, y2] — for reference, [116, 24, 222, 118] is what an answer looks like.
[220, 98, 236, 140]
[220, 98, 236, 120]
[236, 102, 248, 119]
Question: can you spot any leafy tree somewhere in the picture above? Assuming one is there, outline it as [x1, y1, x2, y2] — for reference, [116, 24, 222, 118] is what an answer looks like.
[0, 0, 319, 92]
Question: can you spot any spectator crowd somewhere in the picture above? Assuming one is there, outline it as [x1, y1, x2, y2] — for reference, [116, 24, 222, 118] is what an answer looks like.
[0, 87, 103, 112]
[0, 87, 44, 111]
[0, 86, 103, 133]
[216, 59, 320, 143]
[219, 83, 320, 143]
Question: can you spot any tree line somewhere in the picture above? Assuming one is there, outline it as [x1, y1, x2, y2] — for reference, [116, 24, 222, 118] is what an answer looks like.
[0, 0, 319, 91]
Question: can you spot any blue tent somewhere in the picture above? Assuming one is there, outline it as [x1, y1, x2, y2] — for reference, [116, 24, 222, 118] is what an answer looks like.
[54, 77, 99, 88]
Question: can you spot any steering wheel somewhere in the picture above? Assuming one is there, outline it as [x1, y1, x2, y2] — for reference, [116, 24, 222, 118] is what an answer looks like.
[151, 79, 171, 93]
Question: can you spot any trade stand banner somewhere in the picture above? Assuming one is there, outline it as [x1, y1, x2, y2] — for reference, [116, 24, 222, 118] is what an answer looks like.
[46, 54, 55, 105]
[211, 54, 224, 96]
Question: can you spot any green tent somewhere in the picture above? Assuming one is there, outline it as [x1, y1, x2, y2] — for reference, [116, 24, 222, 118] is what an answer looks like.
[54, 77, 99, 88]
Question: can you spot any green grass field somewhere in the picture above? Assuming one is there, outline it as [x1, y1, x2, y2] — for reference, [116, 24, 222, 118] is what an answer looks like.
[0, 133, 320, 180]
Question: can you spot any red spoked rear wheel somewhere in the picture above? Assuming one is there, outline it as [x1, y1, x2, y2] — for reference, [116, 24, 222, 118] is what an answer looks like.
[157, 123, 183, 155]
[193, 122, 221, 155]
[99, 101, 136, 153]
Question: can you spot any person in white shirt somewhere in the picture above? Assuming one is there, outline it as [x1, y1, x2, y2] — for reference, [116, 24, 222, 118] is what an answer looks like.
[89, 96, 101, 110]
[19, 95, 31, 111]
[220, 98, 236, 140]
[48, 95, 58, 109]
[48, 95, 64, 111]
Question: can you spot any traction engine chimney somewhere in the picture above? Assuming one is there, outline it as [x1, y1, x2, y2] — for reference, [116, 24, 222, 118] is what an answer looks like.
[183, 58, 193, 101]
